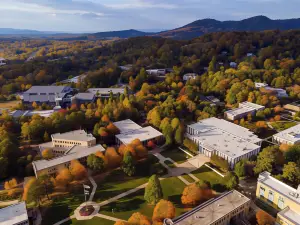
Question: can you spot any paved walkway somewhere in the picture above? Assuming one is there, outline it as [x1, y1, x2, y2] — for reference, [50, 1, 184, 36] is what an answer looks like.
[96, 213, 126, 222]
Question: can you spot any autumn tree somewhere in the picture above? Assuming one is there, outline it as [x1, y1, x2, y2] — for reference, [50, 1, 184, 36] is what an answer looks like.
[181, 182, 212, 206]
[42, 149, 54, 159]
[122, 151, 136, 176]
[284, 145, 300, 165]
[256, 210, 275, 225]
[224, 172, 239, 189]
[105, 147, 122, 168]
[87, 154, 106, 172]
[144, 175, 163, 205]
[69, 160, 87, 180]
[128, 212, 151, 225]
[282, 162, 300, 186]
[55, 168, 73, 188]
[4, 178, 18, 190]
[152, 200, 176, 224]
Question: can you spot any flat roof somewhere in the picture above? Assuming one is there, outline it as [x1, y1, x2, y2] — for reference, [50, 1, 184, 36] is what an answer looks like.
[258, 172, 300, 205]
[74, 93, 95, 101]
[273, 123, 300, 143]
[225, 101, 264, 117]
[24, 86, 69, 94]
[116, 126, 162, 145]
[278, 207, 300, 225]
[172, 190, 250, 225]
[10, 110, 55, 118]
[239, 101, 265, 110]
[32, 144, 105, 171]
[113, 119, 142, 134]
[188, 117, 261, 144]
[87, 88, 125, 95]
[0, 202, 28, 225]
[51, 130, 95, 142]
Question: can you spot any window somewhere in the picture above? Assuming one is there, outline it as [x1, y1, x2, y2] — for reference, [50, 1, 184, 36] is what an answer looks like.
[268, 191, 274, 202]
[259, 186, 265, 197]
[278, 196, 284, 209]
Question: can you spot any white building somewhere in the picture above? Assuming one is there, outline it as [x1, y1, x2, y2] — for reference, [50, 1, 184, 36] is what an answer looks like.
[33, 144, 105, 177]
[87, 88, 125, 98]
[0, 57, 6, 66]
[0, 202, 29, 225]
[183, 73, 198, 81]
[9, 110, 55, 118]
[255, 82, 268, 89]
[146, 68, 173, 77]
[273, 124, 300, 145]
[164, 190, 251, 225]
[230, 62, 237, 68]
[186, 117, 262, 168]
[114, 119, 163, 146]
[264, 86, 288, 98]
[225, 101, 265, 121]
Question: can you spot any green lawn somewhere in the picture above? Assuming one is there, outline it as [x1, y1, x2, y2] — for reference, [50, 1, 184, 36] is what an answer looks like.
[161, 148, 191, 164]
[93, 170, 149, 203]
[191, 166, 227, 193]
[100, 177, 188, 220]
[62, 217, 114, 225]
[182, 173, 196, 183]
[0, 100, 20, 109]
[164, 160, 176, 168]
[270, 121, 297, 131]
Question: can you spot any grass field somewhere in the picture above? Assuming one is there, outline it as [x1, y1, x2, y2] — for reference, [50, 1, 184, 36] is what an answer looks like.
[93, 170, 149, 203]
[182, 173, 196, 183]
[0, 100, 20, 109]
[160, 148, 191, 164]
[270, 121, 297, 131]
[100, 176, 188, 220]
[191, 166, 227, 193]
[63, 217, 114, 225]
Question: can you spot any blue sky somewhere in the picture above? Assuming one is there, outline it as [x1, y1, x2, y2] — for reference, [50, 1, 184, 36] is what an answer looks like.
[0, 0, 298, 32]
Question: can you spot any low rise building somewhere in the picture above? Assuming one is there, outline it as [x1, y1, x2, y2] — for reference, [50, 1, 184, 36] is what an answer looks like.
[230, 62, 237, 68]
[9, 110, 55, 118]
[186, 117, 262, 168]
[225, 101, 265, 121]
[273, 124, 300, 145]
[284, 103, 300, 113]
[22, 86, 73, 106]
[164, 190, 251, 225]
[146, 68, 173, 77]
[71, 93, 95, 105]
[114, 119, 163, 146]
[256, 83, 288, 98]
[183, 73, 198, 81]
[255, 82, 269, 89]
[87, 88, 125, 98]
[0, 57, 6, 66]
[0, 202, 29, 225]
[256, 171, 300, 225]
[33, 144, 105, 177]
[51, 130, 96, 148]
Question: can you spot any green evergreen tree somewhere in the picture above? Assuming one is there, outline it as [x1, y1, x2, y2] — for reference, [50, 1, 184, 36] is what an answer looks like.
[122, 151, 136, 176]
[234, 160, 246, 178]
[144, 175, 163, 205]
[175, 126, 184, 145]
[43, 131, 50, 142]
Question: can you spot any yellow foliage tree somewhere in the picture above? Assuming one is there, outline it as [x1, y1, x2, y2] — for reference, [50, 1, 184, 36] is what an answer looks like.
[55, 168, 73, 187]
[42, 149, 54, 159]
[128, 212, 151, 225]
[152, 200, 176, 223]
[4, 178, 18, 190]
[22, 178, 36, 201]
[105, 147, 122, 168]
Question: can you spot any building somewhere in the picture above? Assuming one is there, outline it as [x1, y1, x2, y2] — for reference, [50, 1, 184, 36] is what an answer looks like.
[183, 73, 198, 81]
[119, 64, 133, 71]
[256, 171, 300, 225]
[71, 93, 95, 105]
[87, 88, 125, 98]
[272, 124, 300, 145]
[32, 144, 105, 177]
[186, 117, 262, 168]
[247, 53, 254, 57]
[230, 62, 237, 68]
[225, 101, 265, 121]
[255, 83, 288, 98]
[284, 103, 300, 114]
[146, 68, 173, 77]
[59, 74, 87, 84]
[22, 86, 73, 106]
[9, 110, 55, 118]
[255, 82, 269, 89]
[0, 202, 29, 225]
[0, 57, 6, 66]
[114, 119, 163, 146]
[51, 130, 96, 148]
[164, 190, 251, 225]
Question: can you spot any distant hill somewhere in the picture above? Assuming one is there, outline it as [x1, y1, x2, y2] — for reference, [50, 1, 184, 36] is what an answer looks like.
[0, 28, 56, 35]
[154, 16, 300, 39]
[87, 29, 149, 39]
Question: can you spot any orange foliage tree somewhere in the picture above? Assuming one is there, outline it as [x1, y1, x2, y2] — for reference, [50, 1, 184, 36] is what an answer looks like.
[42, 149, 54, 159]
[114, 222, 129, 225]
[274, 115, 281, 121]
[105, 147, 122, 168]
[55, 168, 73, 187]
[101, 114, 110, 123]
[69, 160, 87, 180]
[152, 200, 176, 224]
[107, 122, 120, 135]
[256, 210, 275, 225]
[4, 178, 17, 190]
[135, 144, 148, 159]
[22, 177, 36, 201]
[279, 143, 290, 152]
[181, 183, 202, 206]
[147, 140, 156, 149]
[128, 212, 152, 225]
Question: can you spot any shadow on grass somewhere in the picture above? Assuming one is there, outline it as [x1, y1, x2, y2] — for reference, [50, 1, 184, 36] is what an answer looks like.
[168, 194, 184, 209]
[101, 198, 145, 213]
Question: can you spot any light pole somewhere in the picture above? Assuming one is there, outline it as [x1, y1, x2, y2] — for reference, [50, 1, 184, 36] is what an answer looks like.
[83, 184, 90, 211]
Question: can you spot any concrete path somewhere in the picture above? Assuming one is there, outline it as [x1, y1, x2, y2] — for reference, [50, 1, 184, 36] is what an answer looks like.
[53, 215, 75, 225]
[88, 176, 97, 201]
[96, 213, 126, 222]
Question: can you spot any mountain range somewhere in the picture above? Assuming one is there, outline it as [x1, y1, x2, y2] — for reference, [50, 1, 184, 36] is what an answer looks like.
[1, 16, 300, 40]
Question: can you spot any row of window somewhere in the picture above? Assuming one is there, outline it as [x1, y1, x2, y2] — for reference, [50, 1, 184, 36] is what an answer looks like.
[259, 186, 285, 209]
[54, 140, 83, 146]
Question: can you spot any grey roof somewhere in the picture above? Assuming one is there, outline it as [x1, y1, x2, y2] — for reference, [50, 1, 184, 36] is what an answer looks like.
[273, 123, 300, 144]
[74, 93, 95, 101]
[113, 119, 142, 134]
[87, 88, 125, 95]
[24, 86, 69, 94]
[10, 110, 55, 118]
[278, 207, 300, 225]
[32, 144, 105, 172]
[0, 202, 28, 225]
[51, 130, 95, 142]
[172, 190, 250, 225]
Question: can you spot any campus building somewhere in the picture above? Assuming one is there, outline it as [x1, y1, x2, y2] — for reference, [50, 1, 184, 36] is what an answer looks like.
[114, 119, 163, 146]
[255, 83, 288, 98]
[183, 73, 198, 81]
[0, 202, 29, 225]
[9, 110, 56, 118]
[0, 57, 6, 66]
[87, 88, 125, 98]
[284, 103, 300, 114]
[225, 101, 265, 121]
[256, 172, 300, 225]
[272, 124, 300, 145]
[164, 190, 251, 225]
[22, 86, 73, 106]
[186, 117, 262, 168]
[71, 93, 96, 105]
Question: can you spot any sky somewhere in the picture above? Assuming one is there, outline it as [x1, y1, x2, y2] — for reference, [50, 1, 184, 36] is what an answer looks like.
[0, 0, 299, 33]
